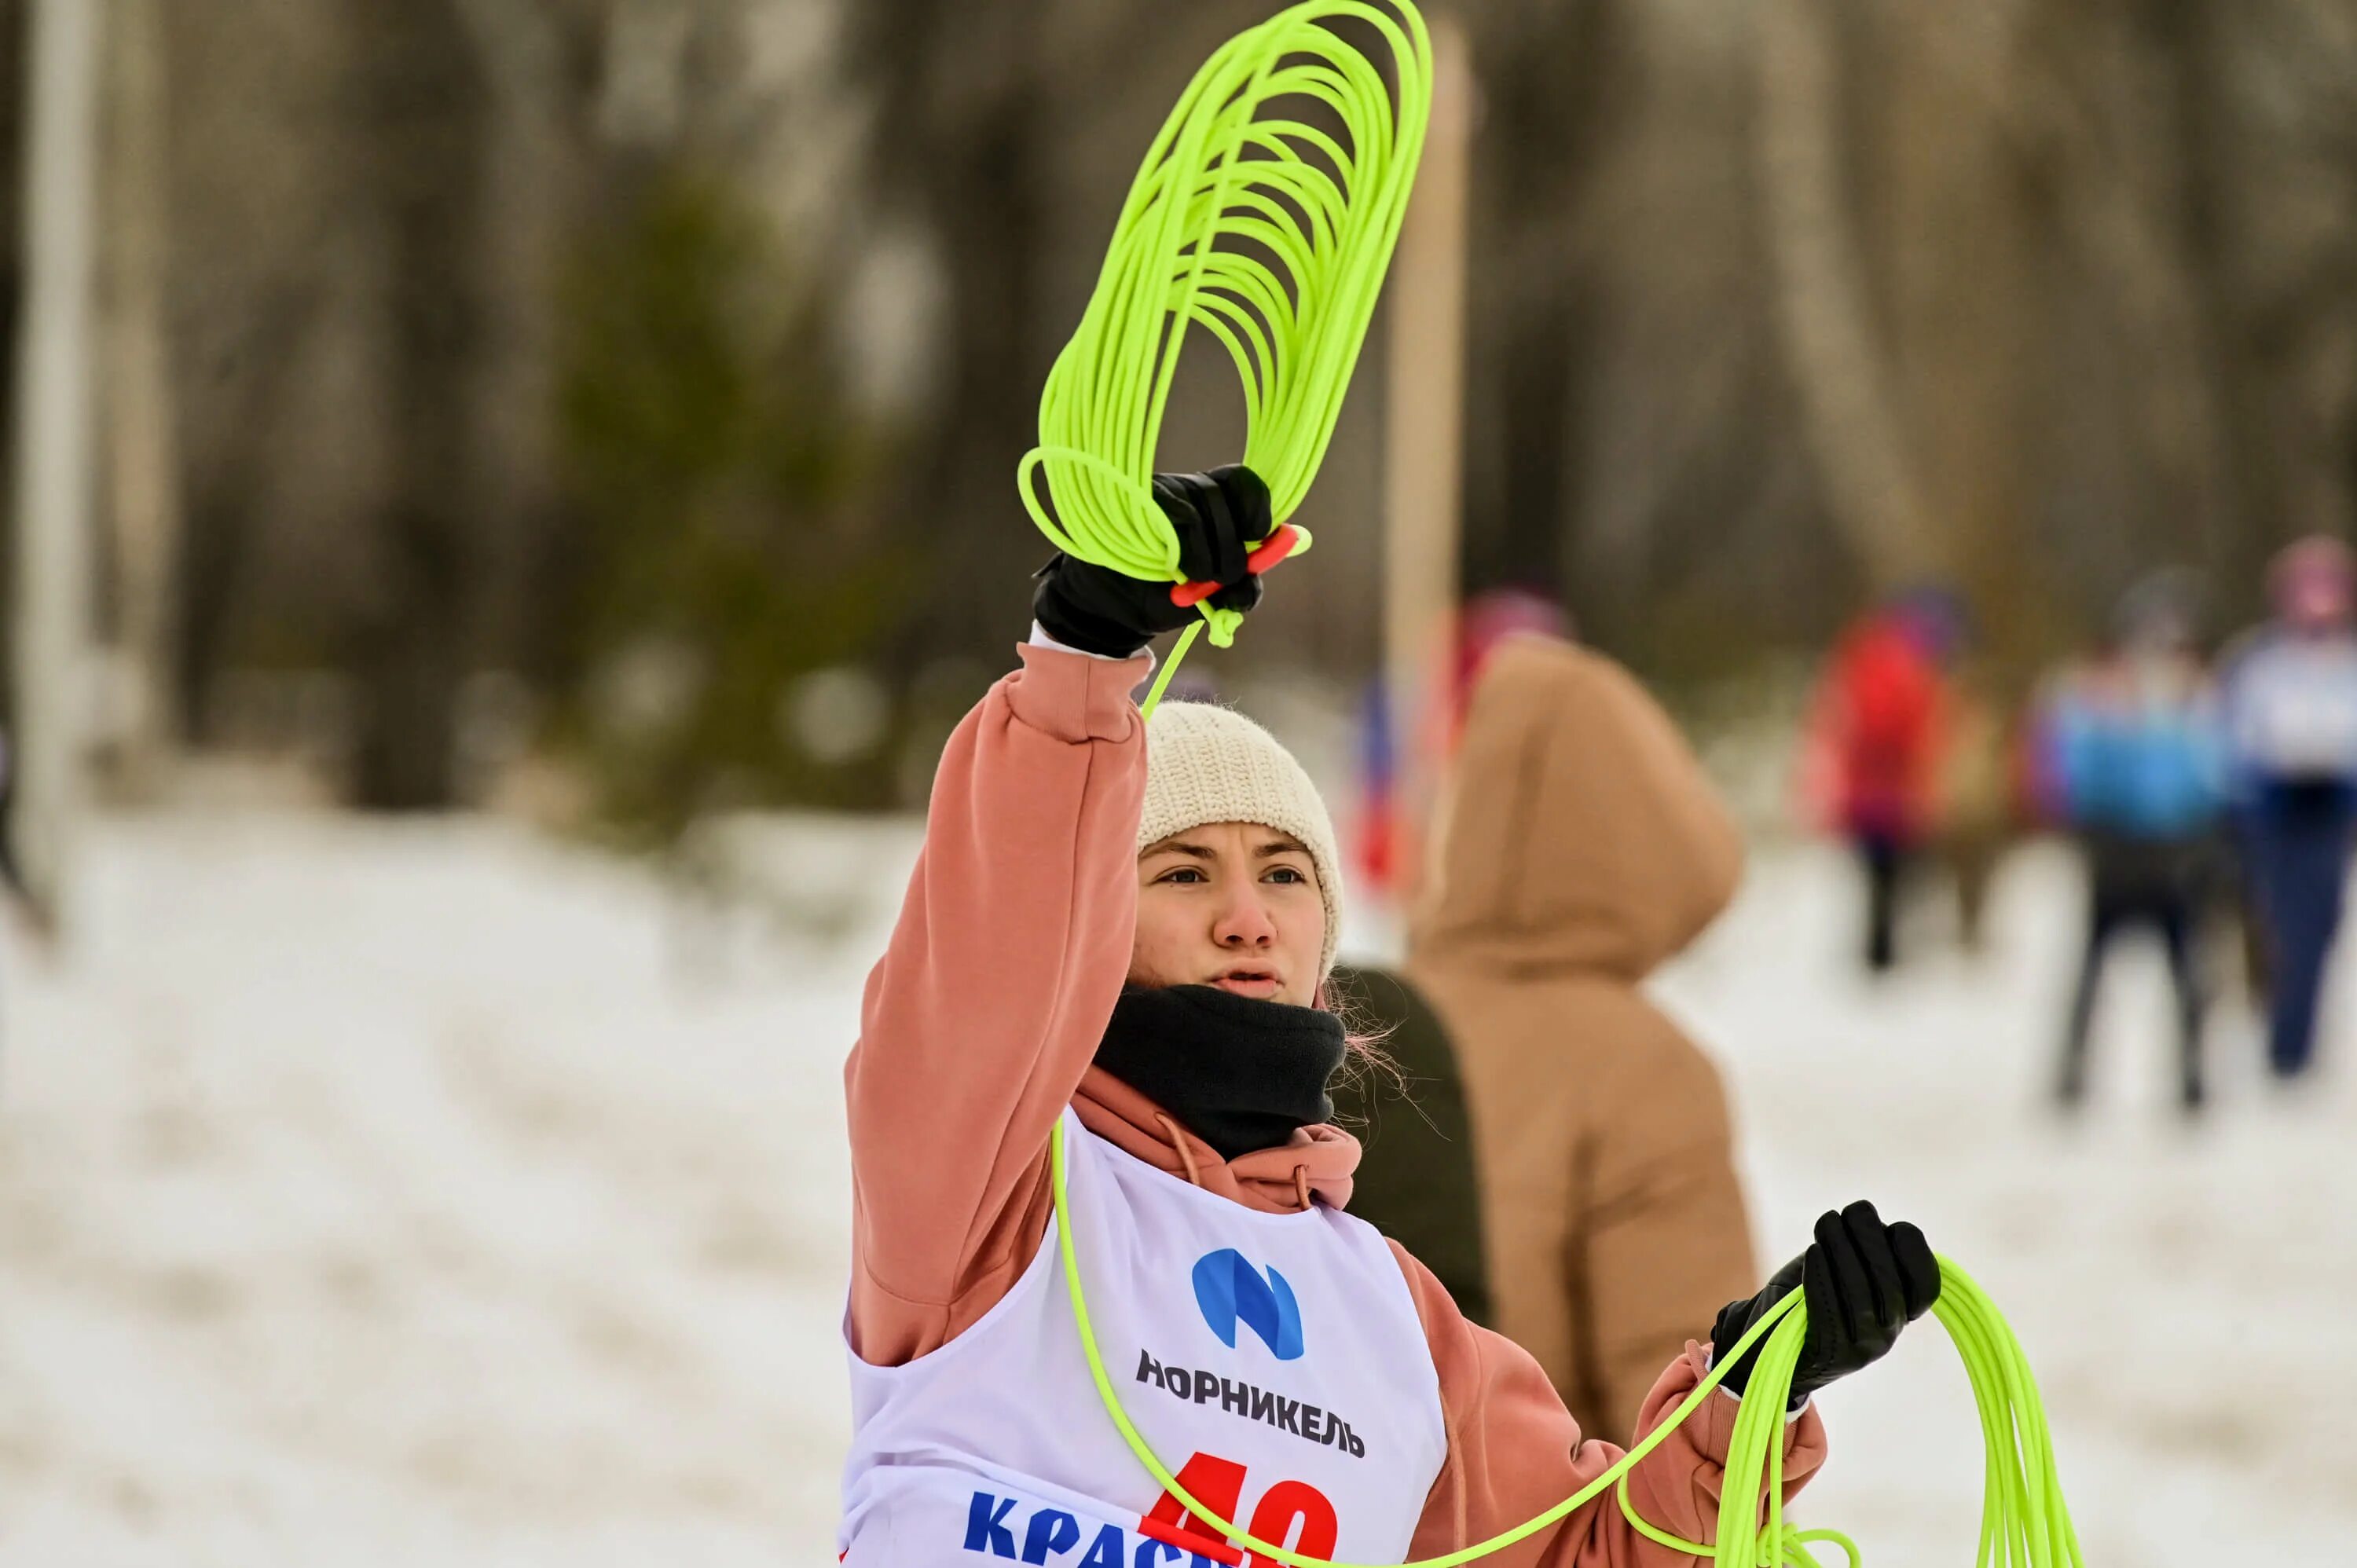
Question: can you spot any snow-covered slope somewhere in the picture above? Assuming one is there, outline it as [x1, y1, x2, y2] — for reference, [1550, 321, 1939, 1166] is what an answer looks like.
[0, 815, 874, 1564]
[0, 815, 2344, 1563]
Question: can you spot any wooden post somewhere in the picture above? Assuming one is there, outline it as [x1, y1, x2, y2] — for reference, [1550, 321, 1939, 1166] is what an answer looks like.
[11, 0, 105, 925]
[1381, 14, 1472, 900]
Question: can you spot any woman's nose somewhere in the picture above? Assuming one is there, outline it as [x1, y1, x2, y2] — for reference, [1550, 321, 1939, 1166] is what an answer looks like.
[1214, 885, 1277, 947]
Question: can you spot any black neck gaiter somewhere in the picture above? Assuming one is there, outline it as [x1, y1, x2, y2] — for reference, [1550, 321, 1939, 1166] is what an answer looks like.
[1093, 984, 1349, 1161]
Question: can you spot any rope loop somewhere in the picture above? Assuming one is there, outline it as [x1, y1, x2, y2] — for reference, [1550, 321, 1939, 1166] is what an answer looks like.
[1018, 0, 1432, 708]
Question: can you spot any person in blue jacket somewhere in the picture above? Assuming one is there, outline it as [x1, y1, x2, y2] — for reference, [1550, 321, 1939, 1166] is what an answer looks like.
[2221, 536, 2357, 1081]
[2035, 573, 2223, 1111]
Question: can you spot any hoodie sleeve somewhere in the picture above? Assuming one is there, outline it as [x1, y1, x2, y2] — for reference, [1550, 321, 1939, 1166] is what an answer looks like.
[844, 643, 1150, 1367]
[1394, 1243, 1827, 1567]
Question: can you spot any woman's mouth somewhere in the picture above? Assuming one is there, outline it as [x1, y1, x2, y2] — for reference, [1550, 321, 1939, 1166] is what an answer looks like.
[1209, 968, 1282, 999]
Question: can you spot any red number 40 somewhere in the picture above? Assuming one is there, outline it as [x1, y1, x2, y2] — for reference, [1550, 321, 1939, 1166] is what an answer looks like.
[1137, 1452, 1339, 1567]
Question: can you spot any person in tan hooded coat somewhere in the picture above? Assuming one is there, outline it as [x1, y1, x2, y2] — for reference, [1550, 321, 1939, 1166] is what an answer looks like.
[1411, 633, 1759, 1446]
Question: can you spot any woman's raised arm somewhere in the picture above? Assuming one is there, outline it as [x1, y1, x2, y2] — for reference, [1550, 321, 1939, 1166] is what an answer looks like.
[844, 642, 1149, 1367]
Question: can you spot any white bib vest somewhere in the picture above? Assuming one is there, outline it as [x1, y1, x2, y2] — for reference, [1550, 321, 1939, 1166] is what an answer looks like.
[839, 1110, 1449, 1565]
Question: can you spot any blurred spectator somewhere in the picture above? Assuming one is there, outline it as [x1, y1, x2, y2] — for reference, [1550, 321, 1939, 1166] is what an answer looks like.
[1351, 679, 1407, 896]
[1409, 634, 1755, 1443]
[1325, 965, 1492, 1326]
[1933, 663, 2015, 955]
[1453, 589, 1575, 729]
[1802, 587, 1969, 971]
[2221, 537, 2357, 1080]
[2032, 573, 2223, 1112]
[1353, 590, 1572, 900]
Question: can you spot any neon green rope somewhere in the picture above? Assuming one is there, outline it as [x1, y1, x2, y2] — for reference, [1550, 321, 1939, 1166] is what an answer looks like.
[1050, 1123, 2082, 1568]
[1019, 1, 1431, 708]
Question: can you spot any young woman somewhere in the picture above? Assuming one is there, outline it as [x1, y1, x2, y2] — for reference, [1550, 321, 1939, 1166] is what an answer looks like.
[839, 469, 1939, 1566]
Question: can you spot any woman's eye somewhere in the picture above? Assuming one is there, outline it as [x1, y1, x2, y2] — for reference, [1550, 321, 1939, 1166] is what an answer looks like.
[1158, 867, 1206, 885]
[1265, 866, 1307, 885]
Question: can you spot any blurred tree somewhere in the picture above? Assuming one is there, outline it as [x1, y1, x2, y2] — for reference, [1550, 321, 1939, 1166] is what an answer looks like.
[2185, 0, 2357, 610]
[162, 0, 342, 748]
[548, 167, 896, 844]
[101, 0, 178, 794]
[1459, 1, 1621, 605]
[342, 0, 492, 809]
[843, 0, 1054, 665]
[1757, 0, 1942, 592]
[0, 0, 25, 727]
[118, 0, 2357, 792]
[448, 0, 592, 713]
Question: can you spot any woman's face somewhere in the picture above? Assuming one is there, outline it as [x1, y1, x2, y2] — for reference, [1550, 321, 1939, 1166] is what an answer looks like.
[1131, 821, 1324, 1009]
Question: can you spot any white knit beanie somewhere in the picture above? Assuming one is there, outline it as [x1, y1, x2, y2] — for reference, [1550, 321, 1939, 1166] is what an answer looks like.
[1138, 701, 1343, 982]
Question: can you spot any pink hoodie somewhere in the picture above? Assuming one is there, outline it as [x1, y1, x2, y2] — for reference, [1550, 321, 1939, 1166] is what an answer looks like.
[844, 644, 1827, 1563]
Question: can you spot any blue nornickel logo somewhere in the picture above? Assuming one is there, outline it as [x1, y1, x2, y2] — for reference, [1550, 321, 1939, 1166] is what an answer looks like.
[1190, 1248, 1304, 1361]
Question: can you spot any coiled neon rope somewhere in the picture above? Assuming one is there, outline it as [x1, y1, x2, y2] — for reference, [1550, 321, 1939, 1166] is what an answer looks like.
[1018, 0, 1431, 715]
[1050, 1122, 2084, 1568]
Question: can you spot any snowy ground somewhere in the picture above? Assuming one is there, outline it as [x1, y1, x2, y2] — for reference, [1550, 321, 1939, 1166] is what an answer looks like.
[1662, 843, 2357, 1567]
[0, 811, 2350, 1565]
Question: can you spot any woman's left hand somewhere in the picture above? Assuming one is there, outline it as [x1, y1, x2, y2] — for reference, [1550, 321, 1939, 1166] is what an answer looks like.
[1710, 1200, 1940, 1406]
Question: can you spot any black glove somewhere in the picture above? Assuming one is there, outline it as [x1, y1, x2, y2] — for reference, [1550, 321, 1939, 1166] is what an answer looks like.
[1710, 1201, 1939, 1408]
[1032, 464, 1272, 658]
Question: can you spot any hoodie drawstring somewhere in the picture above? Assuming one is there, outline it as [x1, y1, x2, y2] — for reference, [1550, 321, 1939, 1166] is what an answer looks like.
[1153, 1112, 1206, 1189]
[1146, 1106, 1321, 1212]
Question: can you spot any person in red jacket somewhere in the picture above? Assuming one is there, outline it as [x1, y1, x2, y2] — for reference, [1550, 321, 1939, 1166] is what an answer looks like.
[1802, 588, 1968, 971]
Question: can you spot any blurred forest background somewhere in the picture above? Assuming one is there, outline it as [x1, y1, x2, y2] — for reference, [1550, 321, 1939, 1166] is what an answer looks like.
[13, 0, 2357, 844]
